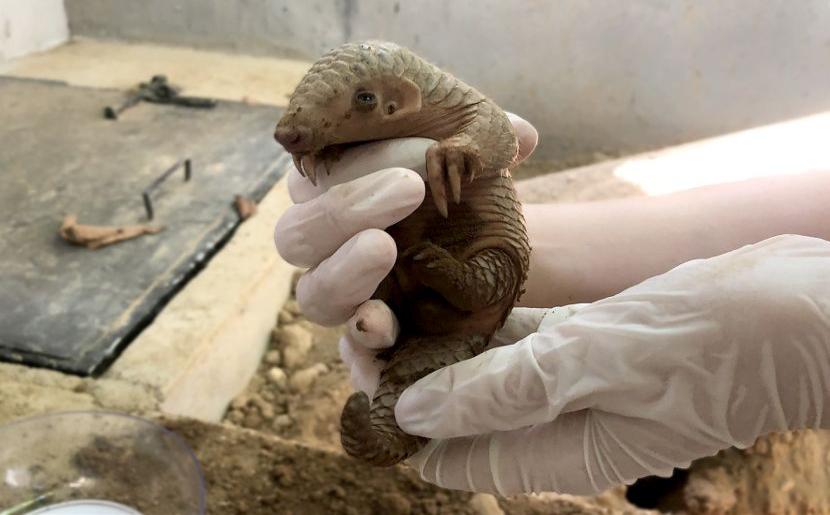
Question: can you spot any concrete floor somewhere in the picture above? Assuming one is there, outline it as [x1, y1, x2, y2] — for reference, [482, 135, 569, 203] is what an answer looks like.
[0, 37, 310, 106]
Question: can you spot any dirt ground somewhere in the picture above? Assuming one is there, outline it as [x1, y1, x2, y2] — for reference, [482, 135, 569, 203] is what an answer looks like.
[166, 414, 651, 515]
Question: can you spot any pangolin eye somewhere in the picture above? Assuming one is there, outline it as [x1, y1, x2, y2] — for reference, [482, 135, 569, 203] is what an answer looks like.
[354, 91, 377, 110]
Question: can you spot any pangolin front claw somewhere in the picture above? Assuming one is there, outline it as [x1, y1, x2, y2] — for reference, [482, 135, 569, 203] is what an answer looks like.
[303, 155, 318, 186]
[426, 138, 483, 217]
[293, 154, 318, 186]
[447, 160, 462, 204]
[292, 155, 305, 177]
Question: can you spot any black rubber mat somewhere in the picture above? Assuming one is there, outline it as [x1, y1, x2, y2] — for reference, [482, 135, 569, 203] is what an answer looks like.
[0, 76, 289, 375]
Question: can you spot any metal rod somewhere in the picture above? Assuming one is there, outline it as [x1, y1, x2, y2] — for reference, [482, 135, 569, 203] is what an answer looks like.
[103, 95, 141, 120]
[142, 192, 154, 221]
[142, 159, 193, 220]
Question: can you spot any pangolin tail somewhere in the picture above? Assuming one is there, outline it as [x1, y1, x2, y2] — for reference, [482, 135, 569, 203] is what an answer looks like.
[340, 333, 490, 466]
[340, 390, 425, 466]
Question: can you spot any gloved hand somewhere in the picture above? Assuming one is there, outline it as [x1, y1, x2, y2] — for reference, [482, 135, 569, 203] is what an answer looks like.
[274, 113, 539, 395]
[376, 234, 830, 496]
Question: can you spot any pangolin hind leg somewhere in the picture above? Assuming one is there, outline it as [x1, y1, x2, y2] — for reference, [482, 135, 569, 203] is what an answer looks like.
[340, 333, 490, 466]
[403, 242, 523, 312]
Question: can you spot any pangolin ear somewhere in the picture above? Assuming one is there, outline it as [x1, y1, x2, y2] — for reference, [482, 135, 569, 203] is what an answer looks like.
[383, 76, 422, 117]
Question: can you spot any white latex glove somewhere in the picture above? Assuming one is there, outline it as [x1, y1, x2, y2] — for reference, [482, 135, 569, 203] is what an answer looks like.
[274, 139, 430, 326]
[274, 114, 539, 394]
[374, 234, 830, 496]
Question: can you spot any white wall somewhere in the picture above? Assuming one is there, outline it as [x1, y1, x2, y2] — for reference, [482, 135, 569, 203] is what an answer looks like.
[348, 0, 830, 160]
[0, 0, 69, 61]
[64, 0, 830, 160]
[64, 0, 347, 60]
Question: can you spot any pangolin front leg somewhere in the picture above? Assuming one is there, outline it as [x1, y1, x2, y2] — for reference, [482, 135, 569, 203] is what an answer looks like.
[425, 135, 483, 217]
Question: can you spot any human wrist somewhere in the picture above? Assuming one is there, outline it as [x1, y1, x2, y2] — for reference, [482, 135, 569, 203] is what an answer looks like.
[516, 203, 593, 307]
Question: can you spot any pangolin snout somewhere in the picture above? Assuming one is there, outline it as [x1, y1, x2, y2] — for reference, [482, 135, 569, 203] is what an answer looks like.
[274, 125, 313, 153]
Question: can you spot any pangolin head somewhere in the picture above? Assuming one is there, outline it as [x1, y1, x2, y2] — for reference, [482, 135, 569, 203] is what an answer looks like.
[274, 41, 425, 184]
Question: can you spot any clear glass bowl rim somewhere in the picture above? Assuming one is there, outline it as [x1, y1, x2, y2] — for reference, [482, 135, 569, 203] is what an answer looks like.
[0, 409, 207, 515]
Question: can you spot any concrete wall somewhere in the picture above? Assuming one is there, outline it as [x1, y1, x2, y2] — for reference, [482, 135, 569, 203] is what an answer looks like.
[64, 0, 348, 59]
[0, 0, 69, 60]
[64, 0, 830, 160]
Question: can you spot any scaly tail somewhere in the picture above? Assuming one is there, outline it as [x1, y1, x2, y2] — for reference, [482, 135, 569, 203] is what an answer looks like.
[340, 333, 490, 466]
[340, 390, 423, 466]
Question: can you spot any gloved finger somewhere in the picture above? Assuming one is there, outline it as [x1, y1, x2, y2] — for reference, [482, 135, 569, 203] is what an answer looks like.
[286, 116, 532, 192]
[291, 115, 531, 190]
[407, 411, 596, 496]
[275, 167, 424, 268]
[407, 409, 698, 497]
[395, 328, 584, 439]
[288, 137, 434, 199]
[337, 335, 366, 367]
[295, 229, 396, 326]
[347, 299, 399, 350]
[307, 137, 435, 190]
[350, 356, 383, 399]
[489, 304, 589, 348]
[488, 307, 547, 348]
[506, 112, 538, 165]
[339, 335, 383, 398]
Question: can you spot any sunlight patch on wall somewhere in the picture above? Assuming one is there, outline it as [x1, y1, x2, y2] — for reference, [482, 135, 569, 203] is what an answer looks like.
[613, 112, 830, 196]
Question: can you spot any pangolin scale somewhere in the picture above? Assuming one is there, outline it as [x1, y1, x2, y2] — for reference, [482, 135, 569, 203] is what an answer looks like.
[274, 41, 530, 466]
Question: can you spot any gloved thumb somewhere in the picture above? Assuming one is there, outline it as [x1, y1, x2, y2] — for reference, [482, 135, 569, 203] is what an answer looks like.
[489, 305, 588, 348]
[395, 333, 562, 439]
[395, 305, 590, 439]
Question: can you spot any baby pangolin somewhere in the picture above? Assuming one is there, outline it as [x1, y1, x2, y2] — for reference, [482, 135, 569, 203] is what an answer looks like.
[274, 41, 530, 466]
